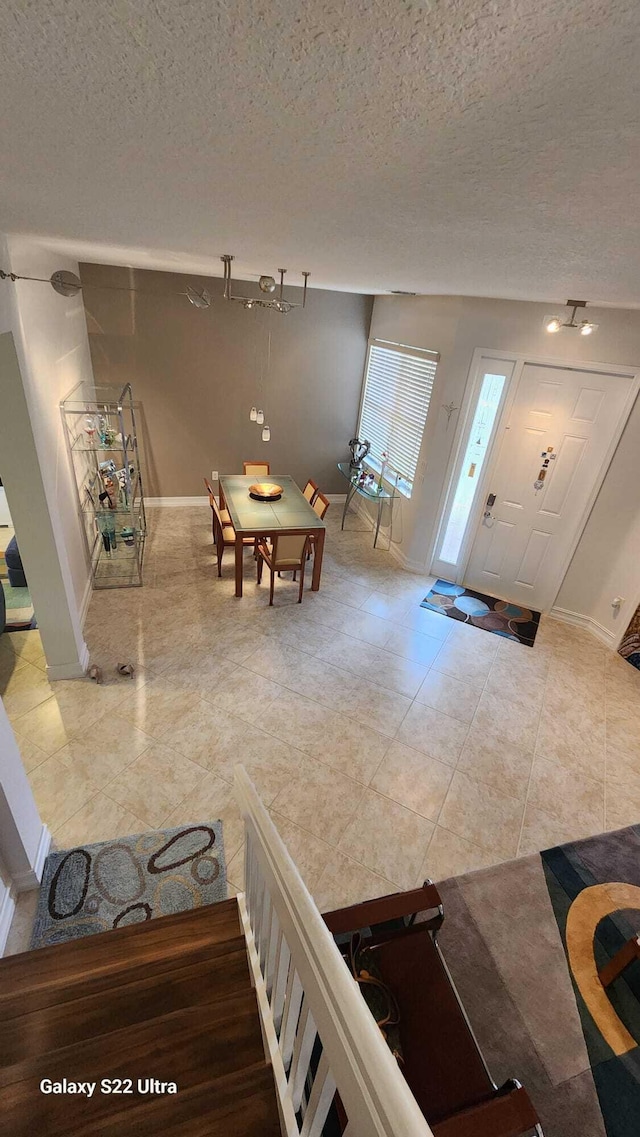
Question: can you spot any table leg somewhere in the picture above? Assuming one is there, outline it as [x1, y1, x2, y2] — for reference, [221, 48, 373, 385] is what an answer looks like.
[234, 534, 243, 597]
[341, 484, 357, 530]
[373, 496, 384, 548]
[311, 527, 325, 591]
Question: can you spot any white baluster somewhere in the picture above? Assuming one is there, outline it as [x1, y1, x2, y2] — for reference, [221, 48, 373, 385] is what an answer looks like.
[300, 1051, 337, 1137]
[271, 936, 291, 1031]
[280, 967, 304, 1066]
[290, 1000, 317, 1113]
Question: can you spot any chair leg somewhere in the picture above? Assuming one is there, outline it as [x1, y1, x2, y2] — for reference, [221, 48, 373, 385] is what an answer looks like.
[293, 571, 297, 582]
[298, 557, 306, 603]
[217, 545, 223, 577]
[257, 553, 263, 584]
[269, 567, 275, 606]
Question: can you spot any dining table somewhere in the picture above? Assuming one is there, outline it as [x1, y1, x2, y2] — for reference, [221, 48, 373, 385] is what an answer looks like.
[218, 474, 327, 598]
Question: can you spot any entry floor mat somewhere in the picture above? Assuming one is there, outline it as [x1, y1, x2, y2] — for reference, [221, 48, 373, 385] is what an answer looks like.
[421, 579, 540, 647]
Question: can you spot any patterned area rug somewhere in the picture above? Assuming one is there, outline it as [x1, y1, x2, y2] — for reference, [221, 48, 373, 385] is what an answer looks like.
[421, 578, 541, 646]
[30, 822, 227, 949]
[434, 824, 640, 1137]
[618, 603, 640, 671]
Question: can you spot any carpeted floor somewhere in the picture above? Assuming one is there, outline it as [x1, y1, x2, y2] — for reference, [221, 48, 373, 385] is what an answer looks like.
[30, 821, 227, 949]
[421, 579, 541, 647]
[435, 824, 640, 1137]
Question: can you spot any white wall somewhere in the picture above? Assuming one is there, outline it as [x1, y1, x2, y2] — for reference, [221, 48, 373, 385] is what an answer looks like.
[0, 697, 50, 952]
[369, 295, 640, 636]
[0, 234, 92, 675]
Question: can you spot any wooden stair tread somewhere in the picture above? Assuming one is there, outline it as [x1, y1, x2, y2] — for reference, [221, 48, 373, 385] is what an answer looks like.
[0, 902, 242, 1020]
[0, 944, 252, 1068]
[3, 1062, 281, 1137]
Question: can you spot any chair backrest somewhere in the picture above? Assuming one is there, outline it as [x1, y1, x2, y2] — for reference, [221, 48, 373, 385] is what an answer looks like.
[209, 493, 225, 543]
[203, 476, 216, 506]
[271, 532, 309, 567]
[302, 479, 319, 503]
[312, 490, 330, 520]
[244, 461, 270, 476]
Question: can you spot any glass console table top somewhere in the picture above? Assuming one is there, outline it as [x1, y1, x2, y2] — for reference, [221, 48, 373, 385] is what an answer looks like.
[337, 461, 398, 500]
[219, 474, 326, 534]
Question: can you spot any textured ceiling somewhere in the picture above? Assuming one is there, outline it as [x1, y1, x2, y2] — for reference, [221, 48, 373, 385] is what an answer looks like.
[1, 0, 640, 303]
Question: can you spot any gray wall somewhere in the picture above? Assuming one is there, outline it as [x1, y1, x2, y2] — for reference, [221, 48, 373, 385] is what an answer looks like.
[80, 264, 373, 497]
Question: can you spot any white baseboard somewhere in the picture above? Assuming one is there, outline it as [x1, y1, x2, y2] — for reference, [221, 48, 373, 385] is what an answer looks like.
[47, 640, 90, 680]
[146, 496, 208, 507]
[79, 573, 93, 629]
[12, 824, 52, 892]
[0, 887, 16, 956]
[549, 606, 617, 650]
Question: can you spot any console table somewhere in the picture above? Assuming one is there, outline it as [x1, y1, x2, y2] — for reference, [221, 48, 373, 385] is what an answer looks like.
[337, 461, 399, 548]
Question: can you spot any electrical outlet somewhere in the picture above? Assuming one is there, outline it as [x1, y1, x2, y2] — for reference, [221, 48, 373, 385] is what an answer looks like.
[211, 470, 218, 482]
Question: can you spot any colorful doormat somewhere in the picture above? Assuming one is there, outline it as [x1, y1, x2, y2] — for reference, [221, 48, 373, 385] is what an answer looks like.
[433, 824, 640, 1137]
[2, 580, 36, 631]
[30, 822, 227, 949]
[421, 579, 541, 647]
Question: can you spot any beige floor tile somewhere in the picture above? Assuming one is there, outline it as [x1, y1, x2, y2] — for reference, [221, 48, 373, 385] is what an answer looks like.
[396, 702, 468, 766]
[398, 605, 452, 641]
[53, 793, 146, 848]
[526, 756, 604, 831]
[270, 811, 335, 893]
[371, 741, 452, 821]
[360, 592, 412, 622]
[605, 781, 640, 831]
[159, 651, 240, 699]
[164, 774, 245, 860]
[472, 689, 541, 753]
[210, 667, 286, 723]
[11, 697, 74, 756]
[313, 850, 396, 913]
[50, 713, 155, 789]
[13, 733, 50, 773]
[431, 641, 495, 686]
[304, 711, 390, 784]
[270, 760, 364, 845]
[484, 658, 547, 705]
[606, 744, 640, 788]
[536, 705, 606, 780]
[437, 771, 524, 858]
[517, 804, 599, 857]
[2, 662, 53, 719]
[381, 625, 442, 668]
[117, 676, 202, 738]
[257, 690, 330, 751]
[336, 609, 395, 648]
[457, 728, 533, 800]
[338, 788, 434, 889]
[418, 826, 495, 883]
[415, 670, 483, 724]
[28, 752, 104, 831]
[161, 701, 257, 772]
[226, 843, 245, 891]
[103, 743, 204, 827]
[319, 579, 374, 610]
[331, 680, 412, 738]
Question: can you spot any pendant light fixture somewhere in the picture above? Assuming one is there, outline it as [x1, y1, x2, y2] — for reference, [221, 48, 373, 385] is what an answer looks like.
[221, 255, 309, 313]
[544, 299, 598, 336]
[256, 410, 264, 425]
[249, 407, 257, 421]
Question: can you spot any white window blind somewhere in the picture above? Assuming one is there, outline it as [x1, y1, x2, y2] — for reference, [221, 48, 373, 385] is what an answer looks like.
[357, 340, 439, 491]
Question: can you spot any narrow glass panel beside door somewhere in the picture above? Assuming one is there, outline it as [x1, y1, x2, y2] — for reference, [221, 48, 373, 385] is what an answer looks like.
[438, 372, 506, 568]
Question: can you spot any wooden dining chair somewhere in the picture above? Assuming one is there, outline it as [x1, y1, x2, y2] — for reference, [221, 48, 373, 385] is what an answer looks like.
[308, 490, 330, 557]
[210, 495, 255, 577]
[256, 533, 311, 605]
[204, 477, 230, 542]
[302, 479, 319, 504]
[243, 461, 270, 477]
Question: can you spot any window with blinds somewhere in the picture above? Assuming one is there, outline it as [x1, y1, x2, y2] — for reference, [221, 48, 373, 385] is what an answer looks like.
[357, 339, 439, 495]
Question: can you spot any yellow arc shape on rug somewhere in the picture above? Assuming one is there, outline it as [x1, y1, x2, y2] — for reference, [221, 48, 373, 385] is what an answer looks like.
[566, 882, 640, 1056]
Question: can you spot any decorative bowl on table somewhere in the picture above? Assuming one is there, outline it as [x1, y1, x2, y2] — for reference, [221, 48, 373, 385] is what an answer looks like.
[249, 482, 283, 501]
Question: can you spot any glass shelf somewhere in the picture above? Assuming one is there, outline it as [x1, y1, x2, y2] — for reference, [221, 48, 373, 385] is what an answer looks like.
[61, 381, 147, 590]
[337, 461, 398, 501]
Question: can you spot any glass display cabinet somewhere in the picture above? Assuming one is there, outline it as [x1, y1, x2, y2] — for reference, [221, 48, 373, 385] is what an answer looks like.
[61, 381, 147, 589]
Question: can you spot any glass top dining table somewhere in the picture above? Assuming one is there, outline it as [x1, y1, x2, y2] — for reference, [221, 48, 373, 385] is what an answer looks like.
[218, 474, 327, 597]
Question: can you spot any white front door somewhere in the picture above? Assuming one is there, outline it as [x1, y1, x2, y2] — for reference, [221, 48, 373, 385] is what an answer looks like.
[463, 362, 636, 612]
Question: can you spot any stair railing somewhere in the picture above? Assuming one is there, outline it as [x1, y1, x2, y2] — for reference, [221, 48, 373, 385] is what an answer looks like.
[234, 765, 433, 1137]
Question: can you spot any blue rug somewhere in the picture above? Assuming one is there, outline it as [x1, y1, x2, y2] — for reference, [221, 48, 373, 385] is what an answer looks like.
[30, 822, 227, 949]
[422, 579, 541, 647]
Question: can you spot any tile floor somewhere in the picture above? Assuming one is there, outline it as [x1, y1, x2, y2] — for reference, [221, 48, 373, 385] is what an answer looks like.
[3, 504, 640, 944]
